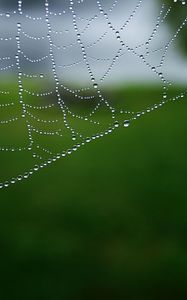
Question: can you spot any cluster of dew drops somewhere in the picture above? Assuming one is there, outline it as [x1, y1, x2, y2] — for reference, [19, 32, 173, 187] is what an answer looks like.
[0, 0, 186, 189]
[174, 0, 186, 4]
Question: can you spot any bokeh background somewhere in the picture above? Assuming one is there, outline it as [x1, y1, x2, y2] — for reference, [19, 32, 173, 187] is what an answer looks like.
[0, 1, 187, 299]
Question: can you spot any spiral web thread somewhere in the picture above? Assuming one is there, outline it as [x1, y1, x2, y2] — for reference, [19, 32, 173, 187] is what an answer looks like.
[0, 0, 186, 188]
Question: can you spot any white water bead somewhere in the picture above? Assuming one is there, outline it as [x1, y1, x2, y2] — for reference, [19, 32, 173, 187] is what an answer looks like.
[124, 120, 130, 128]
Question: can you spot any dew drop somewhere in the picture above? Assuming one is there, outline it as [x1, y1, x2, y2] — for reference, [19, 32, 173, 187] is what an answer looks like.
[124, 120, 130, 128]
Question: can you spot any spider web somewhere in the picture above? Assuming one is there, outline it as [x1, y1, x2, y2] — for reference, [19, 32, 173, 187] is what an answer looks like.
[0, 0, 186, 188]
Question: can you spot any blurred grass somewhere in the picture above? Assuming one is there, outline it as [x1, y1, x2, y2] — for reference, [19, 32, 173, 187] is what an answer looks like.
[0, 84, 187, 299]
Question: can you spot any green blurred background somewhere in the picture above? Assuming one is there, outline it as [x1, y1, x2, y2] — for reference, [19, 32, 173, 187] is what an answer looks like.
[0, 1, 187, 299]
[0, 85, 187, 300]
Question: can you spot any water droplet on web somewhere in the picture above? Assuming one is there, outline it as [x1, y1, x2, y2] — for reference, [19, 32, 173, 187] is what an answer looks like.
[124, 120, 130, 128]
[114, 121, 119, 128]
[93, 83, 98, 89]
